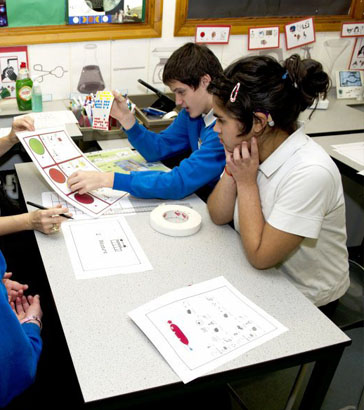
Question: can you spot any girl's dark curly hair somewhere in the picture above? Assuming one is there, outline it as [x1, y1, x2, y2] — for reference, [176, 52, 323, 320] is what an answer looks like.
[208, 54, 330, 135]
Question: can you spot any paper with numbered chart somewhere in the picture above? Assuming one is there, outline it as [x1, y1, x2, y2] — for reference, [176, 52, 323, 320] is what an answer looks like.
[129, 276, 288, 383]
[16, 127, 127, 217]
[62, 216, 152, 279]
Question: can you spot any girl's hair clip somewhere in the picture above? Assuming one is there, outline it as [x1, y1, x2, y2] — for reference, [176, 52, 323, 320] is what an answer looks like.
[282, 71, 288, 80]
[230, 82, 240, 103]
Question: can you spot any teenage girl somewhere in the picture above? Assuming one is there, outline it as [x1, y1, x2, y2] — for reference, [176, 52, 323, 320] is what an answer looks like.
[207, 54, 349, 313]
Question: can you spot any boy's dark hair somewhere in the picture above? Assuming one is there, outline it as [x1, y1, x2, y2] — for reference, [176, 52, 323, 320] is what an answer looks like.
[208, 54, 330, 135]
[162, 42, 223, 89]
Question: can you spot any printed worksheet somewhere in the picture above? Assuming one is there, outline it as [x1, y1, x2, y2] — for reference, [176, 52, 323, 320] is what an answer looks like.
[16, 127, 127, 217]
[62, 216, 152, 279]
[42, 191, 192, 218]
[85, 147, 169, 174]
[129, 276, 288, 383]
[331, 142, 364, 167]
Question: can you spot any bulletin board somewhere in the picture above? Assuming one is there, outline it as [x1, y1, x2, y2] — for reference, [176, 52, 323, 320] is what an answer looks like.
[0, 0, 160, 47]
[6, 0, 66, 27]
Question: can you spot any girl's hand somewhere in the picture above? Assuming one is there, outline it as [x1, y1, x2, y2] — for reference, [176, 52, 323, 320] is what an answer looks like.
[229, 137, 259, 187]
[2, 272, 28, 303]
[10, 294, 43, 326]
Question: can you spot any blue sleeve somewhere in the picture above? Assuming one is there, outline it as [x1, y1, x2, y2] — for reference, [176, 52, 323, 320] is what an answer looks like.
[113, 124, 225, 199]
[125, 109, 192, 162]
[0, 281, 42, 407]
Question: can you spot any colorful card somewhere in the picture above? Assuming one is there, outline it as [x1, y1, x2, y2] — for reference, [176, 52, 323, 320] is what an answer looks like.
[16, 127, 126, 217]
[349, 38, 364, 70]
[285, 17, 315, 50]
[341, 22, 364, 37]
[248, 26, 280, 50]
[92, 90, 114, 130]
[0, 46, 28, 98]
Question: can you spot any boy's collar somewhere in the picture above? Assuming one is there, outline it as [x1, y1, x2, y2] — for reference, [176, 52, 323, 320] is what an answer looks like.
[202, 108, 215, 127]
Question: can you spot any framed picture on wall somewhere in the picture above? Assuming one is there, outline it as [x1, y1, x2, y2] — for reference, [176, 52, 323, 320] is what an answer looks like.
[68, 0, 145, 25]
[341, 22, 364, 37]
[0, 46, 28, 98]
[248, 26, 280, 50]
[349, 38, 364, 70]
[285, 17, 315, 50]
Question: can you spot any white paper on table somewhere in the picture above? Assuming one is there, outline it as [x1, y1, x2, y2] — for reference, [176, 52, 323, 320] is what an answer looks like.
[129, 276, 288, 384]
[331, 142, 364, 167]
[16, 110, 78, 129]
[42, 191, 133, 219]
[42, 191, 193, 218]
[62, 216, 152, 279]
[17, 126, 126, 217]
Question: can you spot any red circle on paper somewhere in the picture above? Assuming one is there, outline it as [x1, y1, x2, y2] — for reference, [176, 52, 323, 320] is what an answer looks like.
[200, 31, 205, 38]
[49, 168, 66, 184]
[74, 193, 94, 204]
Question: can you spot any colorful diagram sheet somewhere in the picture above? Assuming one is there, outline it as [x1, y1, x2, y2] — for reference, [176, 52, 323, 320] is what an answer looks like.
[62, 216, 152, 279]
[129, 276, 288, 383]
[16, 127, 127, 217]
[85, 147, 169, 174]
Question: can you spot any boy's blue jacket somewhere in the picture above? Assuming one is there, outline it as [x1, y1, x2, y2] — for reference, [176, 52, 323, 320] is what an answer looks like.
[113, 109, 225, 199]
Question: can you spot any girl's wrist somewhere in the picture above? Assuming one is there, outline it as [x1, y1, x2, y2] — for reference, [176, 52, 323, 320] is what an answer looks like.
[224, 165, 232, 176]
[21, 315, 42, 329]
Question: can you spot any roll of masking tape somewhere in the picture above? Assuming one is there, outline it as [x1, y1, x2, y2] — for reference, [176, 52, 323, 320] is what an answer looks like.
[150, 204, 202, 237]
[163, 111, 178, 120]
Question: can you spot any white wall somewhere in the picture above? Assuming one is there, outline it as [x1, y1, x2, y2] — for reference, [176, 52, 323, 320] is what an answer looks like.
[27, 0, 356, 100]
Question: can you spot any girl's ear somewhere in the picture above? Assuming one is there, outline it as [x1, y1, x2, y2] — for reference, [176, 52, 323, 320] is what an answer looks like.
[252, 112, 268, 134]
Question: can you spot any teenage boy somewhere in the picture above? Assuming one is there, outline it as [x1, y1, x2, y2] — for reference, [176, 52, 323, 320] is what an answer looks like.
[68, 43, 225, 200]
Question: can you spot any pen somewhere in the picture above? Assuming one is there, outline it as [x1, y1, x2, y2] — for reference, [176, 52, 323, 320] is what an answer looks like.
[26, 201, 73, 220]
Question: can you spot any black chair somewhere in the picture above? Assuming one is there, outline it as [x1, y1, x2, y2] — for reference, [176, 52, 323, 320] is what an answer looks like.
[228, 259, 364, 410]
[284, 259, 364, 410]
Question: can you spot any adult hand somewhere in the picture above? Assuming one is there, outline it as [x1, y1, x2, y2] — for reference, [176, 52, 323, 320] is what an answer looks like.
[229, 137, 259, 187]
[68, 170, 113, 195]
[2, 272, 28, 303]
[10, 294, 43, 327]
[8, 116, 35, 145]
[110, 91, 136, 130]
[28, 204, 71, 235]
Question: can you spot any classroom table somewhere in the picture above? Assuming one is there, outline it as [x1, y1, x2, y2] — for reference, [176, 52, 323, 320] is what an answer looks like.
[312, 132, 364, 172]
[300, 89, 364, 136]
[15, 161, 350, 410]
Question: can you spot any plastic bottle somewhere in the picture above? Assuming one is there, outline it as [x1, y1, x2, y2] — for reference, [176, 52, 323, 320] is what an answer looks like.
[32, 79, 43, 112]
[16, 62, 33, 111]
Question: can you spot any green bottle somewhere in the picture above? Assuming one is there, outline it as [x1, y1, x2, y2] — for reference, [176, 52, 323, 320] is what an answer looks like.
[16, 62, 33, 111]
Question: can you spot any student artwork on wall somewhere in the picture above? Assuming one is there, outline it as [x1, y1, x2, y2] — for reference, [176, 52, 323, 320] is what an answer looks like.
[341, 22, 364, 38]
[248, 26, 280, 50]
[0, 46, 28, 98]
[349, 38, 364, 70]
[68, 0, 144, 25]
[285, 17, 315, 50]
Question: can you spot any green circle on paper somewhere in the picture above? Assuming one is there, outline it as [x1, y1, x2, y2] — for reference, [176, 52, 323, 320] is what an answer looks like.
[29, 138, 45, 155]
